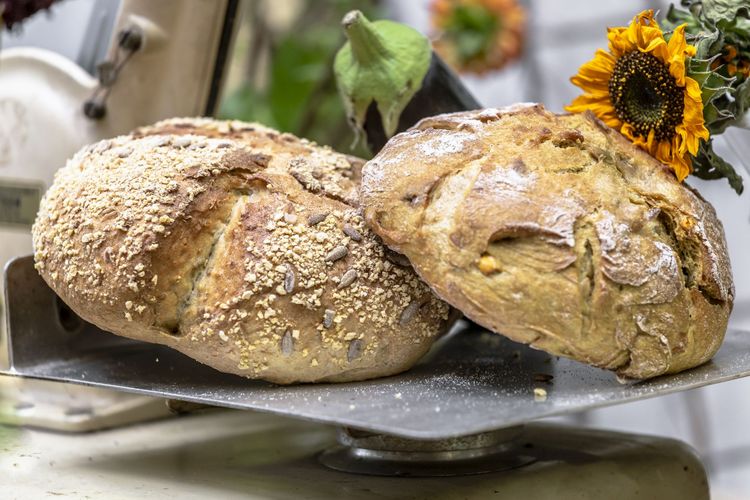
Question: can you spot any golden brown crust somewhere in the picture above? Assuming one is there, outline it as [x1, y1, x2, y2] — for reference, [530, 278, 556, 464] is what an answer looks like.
[362, 104, 734, 379]
[33, 119, 452, 384]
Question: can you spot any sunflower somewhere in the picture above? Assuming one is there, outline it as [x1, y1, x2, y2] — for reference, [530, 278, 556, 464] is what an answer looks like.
[566, 10, 708, 181]
[431, 0, 526, 75]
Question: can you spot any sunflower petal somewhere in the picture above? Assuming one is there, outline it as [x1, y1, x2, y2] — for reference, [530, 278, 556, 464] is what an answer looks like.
[620, 122, 640, 143]
[565, 93, 610, 112]
[641, 35, 670, 62]
[608, 26, 633, 57]
[671, 153, 692, 181]
[683, 79, 709, 135]
[570, 50, 616, 90]
[666, 24, 691, 85]
[627, 10, 660, 49]
[637, 9, 659, 29]
[567, 8, 709, 184]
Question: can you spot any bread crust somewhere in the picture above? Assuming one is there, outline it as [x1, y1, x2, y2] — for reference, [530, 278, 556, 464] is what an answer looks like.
[361, 104, 734, 379]
[33, 119, 452, 384]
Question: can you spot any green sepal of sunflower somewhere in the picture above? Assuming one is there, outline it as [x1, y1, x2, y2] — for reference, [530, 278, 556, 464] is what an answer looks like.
[703, 101, 736, 134]
[692, 139, 745, 193]
[661, 20, 731, 128]
[665, 0, 749, 193]
[666, 5, 725, 58]
[442, 4, 498, 64]
[715, 58, 750, 134]
[664, 15, 735, 129]
[691, 59, 736, 128]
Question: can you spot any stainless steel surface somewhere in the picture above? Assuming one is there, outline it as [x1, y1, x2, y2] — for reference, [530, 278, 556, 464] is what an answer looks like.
[0, 377, 169, 432]
[319, 427, 534, 477]
[337, 425, 524, 453]
[5, 255, 750, 440]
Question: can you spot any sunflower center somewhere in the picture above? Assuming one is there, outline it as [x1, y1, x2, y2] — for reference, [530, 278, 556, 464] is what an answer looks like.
[608, 50, 684, 141]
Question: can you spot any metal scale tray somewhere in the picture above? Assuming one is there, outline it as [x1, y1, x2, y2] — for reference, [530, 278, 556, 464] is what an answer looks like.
[4, 255, 750, 439]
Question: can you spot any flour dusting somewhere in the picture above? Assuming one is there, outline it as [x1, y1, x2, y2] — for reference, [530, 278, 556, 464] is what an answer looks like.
[416, 131, 475, 157]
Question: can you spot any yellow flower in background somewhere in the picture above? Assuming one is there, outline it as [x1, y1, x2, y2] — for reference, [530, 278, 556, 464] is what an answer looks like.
[566, 10, 708, 181]
[431, 0, 525, 75]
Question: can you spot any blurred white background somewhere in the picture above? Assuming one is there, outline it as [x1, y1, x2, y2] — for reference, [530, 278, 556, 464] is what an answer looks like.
[3, 0, 749, 498]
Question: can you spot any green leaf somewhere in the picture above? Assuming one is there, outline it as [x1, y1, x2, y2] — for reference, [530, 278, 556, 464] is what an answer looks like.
[688, 30, 723, 60]
[218, 83, 277, 128]
[731, 76, 750, 120]
[666, 3, 697, 27]
[701, 0, 750, 23]
[732, 16, 750, 38]
[691, 140, 744, 193]
[268, 31, 338, 132]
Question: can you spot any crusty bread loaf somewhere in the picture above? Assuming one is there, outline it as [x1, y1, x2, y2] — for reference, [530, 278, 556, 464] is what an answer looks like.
[361, 104, 734, 379]
[33, 118, 452, 384]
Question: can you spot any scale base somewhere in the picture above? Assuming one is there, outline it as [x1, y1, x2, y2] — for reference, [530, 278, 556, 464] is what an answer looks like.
[319, 426, 534, 477]
[0, 411, 710, 499]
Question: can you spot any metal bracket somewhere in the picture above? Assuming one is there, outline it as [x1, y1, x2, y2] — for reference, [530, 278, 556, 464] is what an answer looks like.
[83, 24, 144, 120]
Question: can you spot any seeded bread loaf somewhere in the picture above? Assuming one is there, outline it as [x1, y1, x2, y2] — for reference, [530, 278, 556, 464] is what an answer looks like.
[361, 104, 734, 379]
[33, 119, 452, 384]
